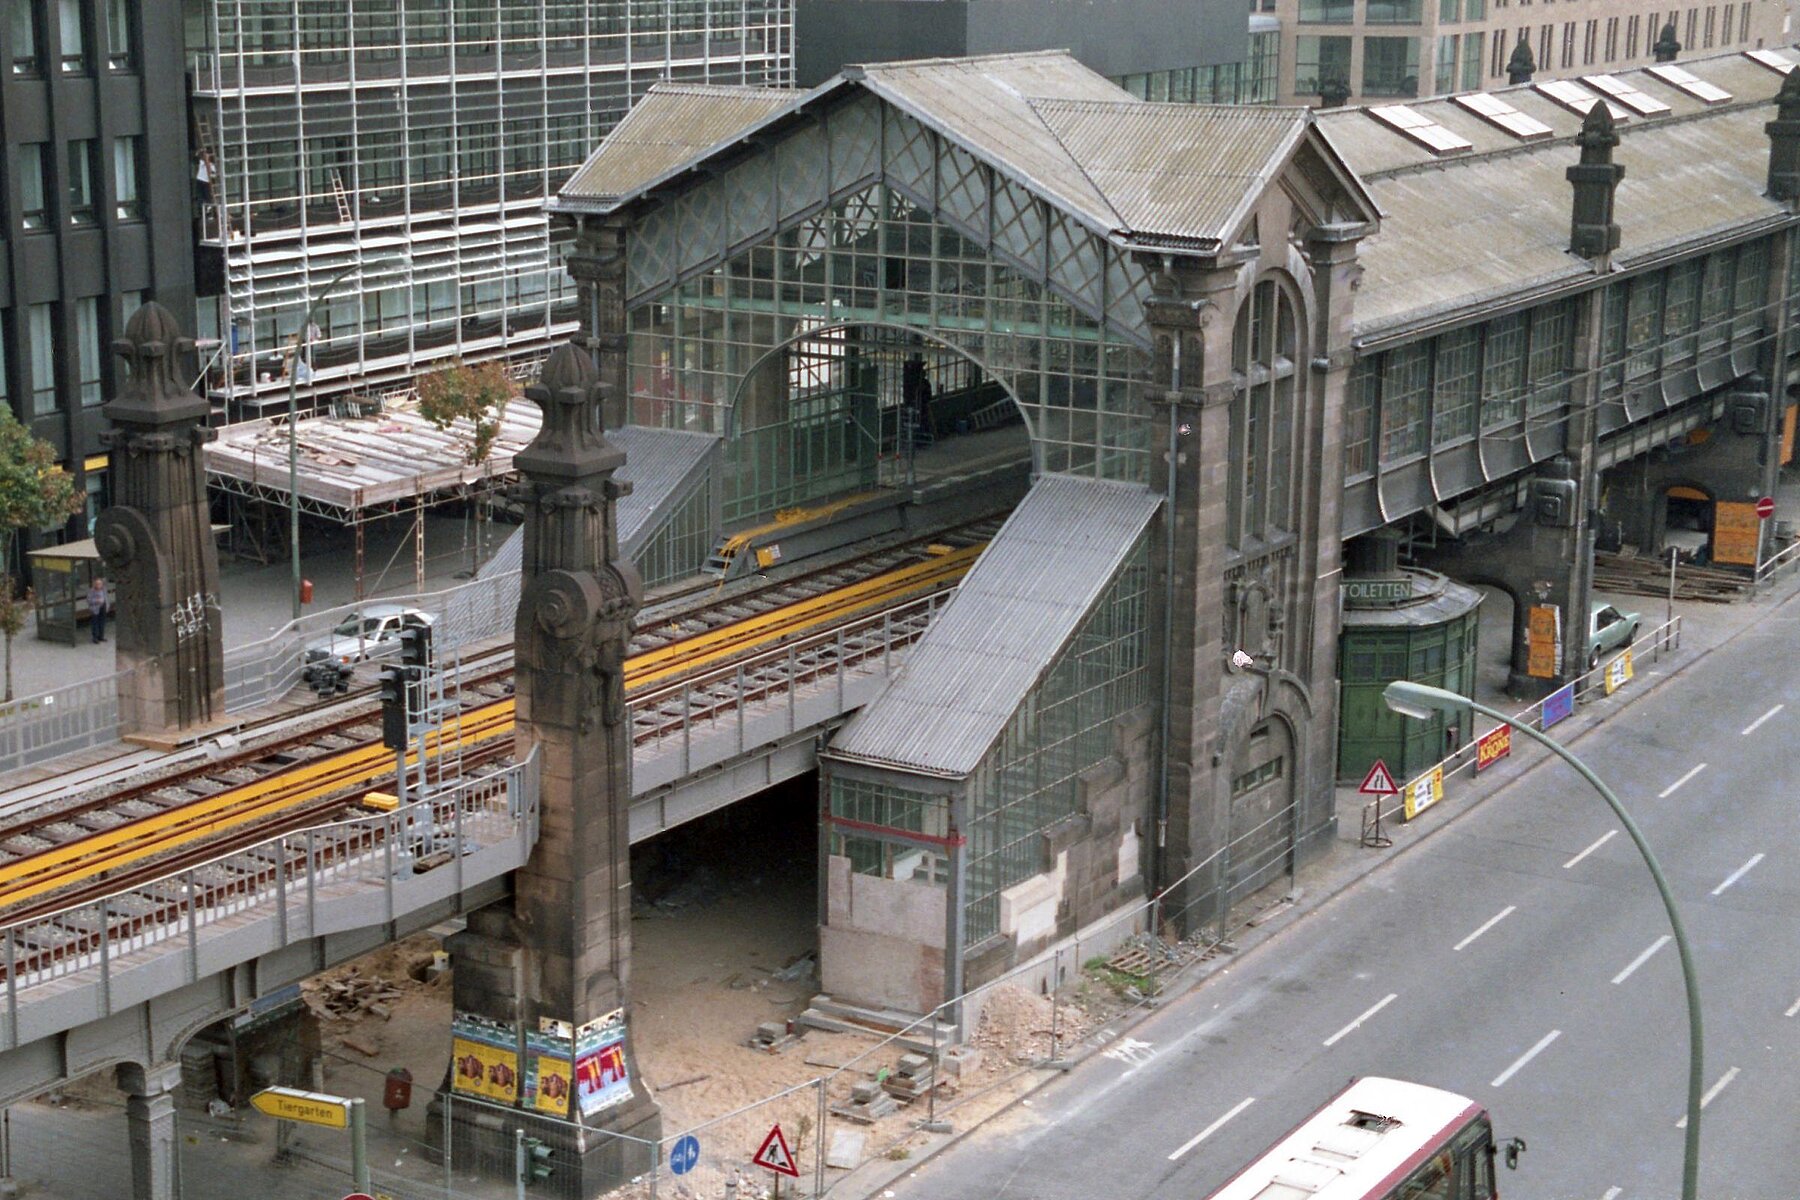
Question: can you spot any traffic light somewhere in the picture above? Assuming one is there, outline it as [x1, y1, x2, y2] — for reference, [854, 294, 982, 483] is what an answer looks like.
[520, 1135, 554, 1186]
[379, 664, 409, 751]
[400, 623, 433, 671]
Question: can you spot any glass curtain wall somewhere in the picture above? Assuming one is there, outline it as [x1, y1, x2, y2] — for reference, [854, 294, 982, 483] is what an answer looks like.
[187, 0, 793, 410]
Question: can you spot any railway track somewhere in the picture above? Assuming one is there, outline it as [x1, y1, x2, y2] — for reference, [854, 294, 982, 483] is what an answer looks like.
[0, 525, 993, 920]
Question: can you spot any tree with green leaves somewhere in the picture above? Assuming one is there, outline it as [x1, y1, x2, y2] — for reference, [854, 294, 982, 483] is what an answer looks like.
[0, 407, 83, 701]
[416, 359, 514, 572]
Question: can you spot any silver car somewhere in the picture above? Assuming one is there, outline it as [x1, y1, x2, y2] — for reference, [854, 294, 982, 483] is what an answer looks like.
[303, 604, 435, 665]
[1588, 602, 1641, 669]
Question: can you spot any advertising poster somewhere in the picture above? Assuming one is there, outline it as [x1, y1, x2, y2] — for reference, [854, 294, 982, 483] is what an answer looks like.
[1474, 724, 1512, 773]
[525, 1019, 575, 1117]
[1712, 501, 1760, 566]
[575, 1009, 633, 1116]
[1402, 765, 1445, 820]
[450, 1013, 520, 1105]
[1540, 683, 1575, 729]
[1526, 605, 1562, 679]
[1604, 647, 1635, 695]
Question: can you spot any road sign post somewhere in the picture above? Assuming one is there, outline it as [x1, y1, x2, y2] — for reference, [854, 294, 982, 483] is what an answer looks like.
[669, 1133, 700, 1176]
[1756, 496, 1776, 520]
[1358, 759, 1399, 849]
[753, 1124, 800, 1197]
[249, 1088, 367, 1194]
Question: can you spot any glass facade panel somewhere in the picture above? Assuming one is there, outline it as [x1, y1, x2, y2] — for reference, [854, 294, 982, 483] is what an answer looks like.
[1294, 35, 1352, 96]
[1379, 342, 1429, 462]
[962, 534, 1152, 945]
[112, 135, 139, 219]
[1367, 0, 1423, 22]
[1345, 360, 1376, 477]
[1298, 0, 1354, 21]
[18, 143, 47, 229]
[75, 296, 101, 407]
[56, 0, 82, 71]
[1363, 36, 1421, 97]
[11, 0, 40, 73]
[1433, 326, 1479, 444]
[106, 0, 130, 67]
[1525, 299, 1572, 417]
[66, 139, 95, 224]
[1480, 313, 1525, 429]
[27, 302, 55, 415]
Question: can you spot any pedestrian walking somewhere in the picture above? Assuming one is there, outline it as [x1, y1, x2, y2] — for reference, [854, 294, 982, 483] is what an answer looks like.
[194, 150, 214, 205]
[87, 576, 108, 644]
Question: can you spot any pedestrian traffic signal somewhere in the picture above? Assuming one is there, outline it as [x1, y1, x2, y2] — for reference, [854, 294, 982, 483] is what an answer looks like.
[379, 665, 408, 750]
[400, 624, 433, 671]
[521, 1136, 554, 1186]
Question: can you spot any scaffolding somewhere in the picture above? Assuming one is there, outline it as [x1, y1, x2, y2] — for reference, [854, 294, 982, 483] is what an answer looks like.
[204, 396, 544, 598]
[184, 0, 795, 418]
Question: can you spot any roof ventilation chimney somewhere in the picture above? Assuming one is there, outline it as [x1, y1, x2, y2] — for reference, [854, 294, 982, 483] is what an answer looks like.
[1768, 70, 1800, 201]
[1653, 23, 1682, 62]
[1568, 103, 1623, 260]
[1506, 39, 1535, 85]
[1318, 66, 1351, 109]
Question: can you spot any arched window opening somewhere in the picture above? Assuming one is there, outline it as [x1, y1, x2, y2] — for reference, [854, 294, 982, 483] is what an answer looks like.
[1230, 278, 1302, 548]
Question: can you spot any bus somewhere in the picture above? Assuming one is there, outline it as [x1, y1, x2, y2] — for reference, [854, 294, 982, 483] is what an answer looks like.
[1201, 1077, 1523, 1200]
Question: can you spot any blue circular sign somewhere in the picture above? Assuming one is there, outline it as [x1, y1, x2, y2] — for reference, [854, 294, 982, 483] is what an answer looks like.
[670, 1134, 701, 1176]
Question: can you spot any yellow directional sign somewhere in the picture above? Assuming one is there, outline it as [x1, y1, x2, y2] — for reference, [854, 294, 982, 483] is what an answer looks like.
[250, 1086, 353, 1129]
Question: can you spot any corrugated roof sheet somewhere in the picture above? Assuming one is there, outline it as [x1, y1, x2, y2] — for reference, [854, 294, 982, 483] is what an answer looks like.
[1030, 100, 1308, 247]
[478, 425, 718, 579]
[827, 473, 1162, 778]
[1324, 50, 1792, 338]
[559, 83, 805, 204]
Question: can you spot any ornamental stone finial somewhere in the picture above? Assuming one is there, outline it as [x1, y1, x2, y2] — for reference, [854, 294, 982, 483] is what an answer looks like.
[104, 301, 210, 428]
[516, 339, 625, 483]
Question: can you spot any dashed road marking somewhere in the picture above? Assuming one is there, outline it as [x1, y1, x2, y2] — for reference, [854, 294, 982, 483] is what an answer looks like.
[1712, 853, 1765, 896]
[1564, 830, 1617, 869]
[1455, 906, 1516, 952]
[1611, 935, 1671, 985]
[1492, 1029, 1561, 1088]
[1102, 1037, 1156, 1067]
[1659, 763, 1707, 799]
[1676, 1067, 1739, 1128]
[1323, 993, 1397, 1048]
[1169, 1097, 1255, 1161]
[1742, 704, 1784, 736]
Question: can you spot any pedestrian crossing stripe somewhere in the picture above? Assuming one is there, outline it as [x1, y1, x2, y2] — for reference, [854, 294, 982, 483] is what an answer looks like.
[752, 1124, 800, 1176]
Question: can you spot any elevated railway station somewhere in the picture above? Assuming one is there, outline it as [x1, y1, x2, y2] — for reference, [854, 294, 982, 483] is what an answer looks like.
[0, 43, 1797, 1200]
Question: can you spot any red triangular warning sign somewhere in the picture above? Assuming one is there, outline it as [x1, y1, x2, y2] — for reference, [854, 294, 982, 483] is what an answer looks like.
[1359, 759, 1399, 796]
[752, 1124, 800, 1177]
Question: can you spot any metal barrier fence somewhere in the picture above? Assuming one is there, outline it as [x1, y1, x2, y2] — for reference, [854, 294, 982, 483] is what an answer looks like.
[1358, 615, 1683, 841]
[1755, 534, 1800, 588]
[0, 670, 128, 775]
[0, 753, 538, 1042]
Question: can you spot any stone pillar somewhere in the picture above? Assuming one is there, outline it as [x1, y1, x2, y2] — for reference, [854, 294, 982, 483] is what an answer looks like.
[95, 302, 225, 738]
[1146, 258, 1240, 929]
[1653, 22, 1682, 62]
[1765, 71, 1800, 203]
[1506, 38, 1535, 85]
[117, 1061, 181, 1200]
[1568, 104, 1624, 262]
[433, 339, 660, 1190]
[565, 217, 631, 432]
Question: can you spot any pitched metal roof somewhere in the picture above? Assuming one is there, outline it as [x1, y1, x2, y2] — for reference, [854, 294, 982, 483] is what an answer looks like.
[555, 51, 1375, 255]
[1029, 99, 1311, 248]
[479, 425, 719, 579]
[826, 473, 1162, 778]
[557, 83, 806, 208]
[1324, 51, 1794, 340]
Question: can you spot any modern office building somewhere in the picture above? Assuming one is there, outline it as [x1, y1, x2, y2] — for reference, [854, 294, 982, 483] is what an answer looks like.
[1, 0, 194, 532]
[1276, 0, 1788, 106]
[182, 0, 793, 420]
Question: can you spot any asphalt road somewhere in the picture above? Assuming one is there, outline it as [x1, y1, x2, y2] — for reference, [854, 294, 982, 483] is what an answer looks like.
[891, 596, 1800, 1200]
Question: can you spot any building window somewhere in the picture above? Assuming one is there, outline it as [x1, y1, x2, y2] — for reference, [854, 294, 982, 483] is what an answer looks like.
[1462, 31, 1485, 89]
[1433, 327, 1480, 445]
[1526, 300, 1572, 416]
[1481, 313, 1527, 429]
[1702, 5, 1715, 48]
[1560, 22, 1575, 68]
[1379, 343, 1430, 462]
[1294, 34, 1352, 96]
[1345, 361, 1376, 477]
[1367, 0, 1423, 23]
[1740, 1, 1751, 43]
[1626, 14, 1640, 56]
[67, 139, 95, 224]
[10, 0, 40, 73]
[75, 297, 101, 407]
[1297, 0, 1353, 21]
[1538, 25, 1552, 72]
[18, 144, 48, 229]
[1685, 8, 1697, 50]
[1440, 0, 1460, 21]
[1435, 35, 1457, 94]
[1583, 19, 1597, 62]
[1466, 0, 1485, 17]
[1363, 36, 1421, 98]
[111, 135, 142, 220]
[27, 303, 57, 415]
[56, 0, 83, 71]
[1604, 17, 1618, 59]
[104, 0, 128, 67]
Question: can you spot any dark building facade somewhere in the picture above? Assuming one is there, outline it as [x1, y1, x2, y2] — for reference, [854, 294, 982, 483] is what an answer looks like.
[794, 0, 1250, 88]
[2, 0, 194, 534]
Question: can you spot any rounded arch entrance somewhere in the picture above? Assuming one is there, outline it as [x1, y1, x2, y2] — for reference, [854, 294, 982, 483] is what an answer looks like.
[1661, 482, 1714, 564]
[721, 321, 1034, 526]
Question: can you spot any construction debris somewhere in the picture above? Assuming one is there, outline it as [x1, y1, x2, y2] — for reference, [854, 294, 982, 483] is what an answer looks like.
[829, 1079, 900, 1124]
[747, 1021, 801, 1054]
[880, 1053, 936, 1103]
[302, 968, 406, 1022]
[1594, 551, 1751, 603]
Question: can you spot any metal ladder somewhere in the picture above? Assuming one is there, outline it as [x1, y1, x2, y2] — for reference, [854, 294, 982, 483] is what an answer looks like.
[330, 168, 353, 223]
[193, 111, 230, 240]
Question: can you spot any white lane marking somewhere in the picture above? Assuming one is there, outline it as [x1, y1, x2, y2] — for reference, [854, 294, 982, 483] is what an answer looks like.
[1711, 853, 1766, 896]
[1491, 1029, 1561, 1087]
[1741, 704, 1785, 736]
[1785, 993, 1800, 1019]
[1323, 993, 1399, 1047]
[1676, 1067, 1740, 1127]
[1169, 1096, 1255, 1161]
[1564, 830, 1618, 869]
[1611, 935, 1671, 985]
[1658, 763, 1708, 799]
[1102, 1037, 1156, 1066]
[1601, 1189, 1622, 1200]
[1455, 906, 1517, 952]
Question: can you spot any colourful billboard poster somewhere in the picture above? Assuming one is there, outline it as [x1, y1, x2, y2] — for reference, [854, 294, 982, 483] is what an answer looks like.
[525, 1021, 575, 1117]
[574, 1010, 633, 1116]
[450, 1013, 519, 1105]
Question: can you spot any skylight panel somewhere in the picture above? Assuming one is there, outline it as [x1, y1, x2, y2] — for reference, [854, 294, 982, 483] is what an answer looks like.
[1582, 73, 1672, 116]
[1745, 48, 1797, 74]
[1535, 79, 1631, 121]
[1367, 105, 1473, 155]
[1646, 64, 1733, 104]
[1452, 92, 1554, 140]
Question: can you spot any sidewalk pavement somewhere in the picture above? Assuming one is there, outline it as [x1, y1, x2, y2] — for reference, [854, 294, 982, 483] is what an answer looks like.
[6, 513, 501, 701]
[828, 559, 1800, 1200]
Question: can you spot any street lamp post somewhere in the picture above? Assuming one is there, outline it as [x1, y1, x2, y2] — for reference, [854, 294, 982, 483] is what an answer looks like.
[287, 261, 370, 620]
[1381, 680, 1704, 1200]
